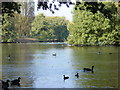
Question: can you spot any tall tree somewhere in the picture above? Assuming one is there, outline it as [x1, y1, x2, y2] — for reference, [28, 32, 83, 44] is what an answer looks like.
[1, 2, 21, 42]
[20, 1, 35, 21]
[13, 14, 31, 38]
[18, 1, 35, 38]
[1, 14, 16, 42]
[67, 2, 119, 46]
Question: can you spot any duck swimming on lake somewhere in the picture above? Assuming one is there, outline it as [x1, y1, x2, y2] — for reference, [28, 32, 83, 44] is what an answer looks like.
[6, 55, 10, 60]
[63, 75, 69, 80]
[2, 79, 10, 90]
[75, 72, 79, 78]
[83, 66, 94, 72]
[97, 52, 101, 55]
[52, 53, 56, 56]
[11, 77, 21, 86]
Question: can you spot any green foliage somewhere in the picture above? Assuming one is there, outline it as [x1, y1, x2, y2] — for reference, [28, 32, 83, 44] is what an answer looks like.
[1, 12, 69, 42]
[13, 14, 31, 38]
[1, 14, 16, 42]
[37, 0, 74, 14]
[2, 2, 21, 14]
[31, 14, 69, 41]
[67, 2, 119, 46]
[1, 13, 32, 42]
[0, 15, 2, 42]
[1, 2, 32, 42]
[2, 2, 21, 16]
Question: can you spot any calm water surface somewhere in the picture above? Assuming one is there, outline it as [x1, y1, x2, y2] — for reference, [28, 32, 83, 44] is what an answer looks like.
[1, 42, 119, 88]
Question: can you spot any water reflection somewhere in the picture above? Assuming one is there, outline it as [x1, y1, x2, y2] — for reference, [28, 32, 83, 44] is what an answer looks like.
[1, 43, 118, 88]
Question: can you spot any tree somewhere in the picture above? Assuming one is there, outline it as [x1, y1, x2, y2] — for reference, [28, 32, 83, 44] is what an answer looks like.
[116, 2, 120, 41]
[30, 13, 45, 38]
[19, 1, 35, 22]
[13, 14, 31, 38]
[1, 2, 21, 16]
[67, 2, 119, 46]
[31, 13, 69, 41]
[1, 14, 16, 42]
[45, 16, 69, 41]
[37, 0, 74, 14]
[0, 15, 2, 41]
[1, 2, 21, 42]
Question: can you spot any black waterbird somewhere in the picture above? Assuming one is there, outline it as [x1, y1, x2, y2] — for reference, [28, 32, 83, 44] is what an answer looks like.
[2, 79, 10, 90]
[6, 55, 10, 60]
[63, 75, 69, 80]
[52, 53, 56, 56]
[83, 66, 94, 72]
[11, 77, 21, 86]
[75, 72, 79, 78]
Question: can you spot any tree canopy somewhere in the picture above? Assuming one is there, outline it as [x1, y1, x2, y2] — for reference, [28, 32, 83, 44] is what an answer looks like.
[1, 2, 33, 42]
[37, 0, 74, 13]
[31, 13, 69, 42]
[67, 2, 119, 46]
[1, 2, 21, 16]
[2, 13, 17, 42]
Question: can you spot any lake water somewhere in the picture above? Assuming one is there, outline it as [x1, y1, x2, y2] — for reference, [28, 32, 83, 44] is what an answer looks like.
[1, 42, 119, 88]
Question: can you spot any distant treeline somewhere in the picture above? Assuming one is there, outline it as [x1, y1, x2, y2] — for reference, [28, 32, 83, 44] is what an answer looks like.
[30, 14, 69, 42]
[1, 2, 120, 46]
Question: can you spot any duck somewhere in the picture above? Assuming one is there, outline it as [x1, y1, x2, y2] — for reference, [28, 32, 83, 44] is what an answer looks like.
[109, 53, 112, 54]
[63, 75, 69, 80]
[52, 53, 56, 56]
[6, 55, 10, 60]
[97, 52, 101, 55]
[75, 72, 79, 78]
[11, 77, 21, 86]
[83, 66, 94, 72]
[2, 79, 10, 90]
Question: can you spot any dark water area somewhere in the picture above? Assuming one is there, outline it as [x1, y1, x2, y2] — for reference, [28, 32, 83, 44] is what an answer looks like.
[1, 42, 119, 88]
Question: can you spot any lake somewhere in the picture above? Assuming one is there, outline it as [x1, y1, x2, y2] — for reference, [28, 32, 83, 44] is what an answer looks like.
[1, 42, 119, 88]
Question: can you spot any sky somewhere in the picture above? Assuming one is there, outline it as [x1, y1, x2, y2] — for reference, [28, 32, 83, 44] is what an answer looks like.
[34, 0, 74, 22]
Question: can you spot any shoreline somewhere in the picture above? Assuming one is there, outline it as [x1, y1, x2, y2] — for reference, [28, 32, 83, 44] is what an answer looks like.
[0, 38, 64, 43]
[0, 38, 119, 46]
[0, 42, 119, 47]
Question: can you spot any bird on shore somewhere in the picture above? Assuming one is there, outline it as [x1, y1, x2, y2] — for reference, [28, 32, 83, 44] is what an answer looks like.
[63, 75, 69, 80]
[75, 72, 79, 78]
[2, 79, 10, 90]
[11, 77, 21, 87]
[83, 66, 94, 73]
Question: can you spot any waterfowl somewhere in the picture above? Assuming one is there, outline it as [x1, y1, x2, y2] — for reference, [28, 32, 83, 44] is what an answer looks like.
[63, 75, 69, 80]
[75, 73, 79, 78]
[6, 55, 10, 60]
[52, 53, 56, 56]
[97, 52, 101, 54]
[11, 77, 21, 86]
[109, 53, 112, 54]
[2, 80, 10, 90]
[83, 66, 94, 72]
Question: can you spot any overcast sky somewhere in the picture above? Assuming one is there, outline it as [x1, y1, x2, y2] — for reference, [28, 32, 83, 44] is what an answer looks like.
[34, 0, 74, 22]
